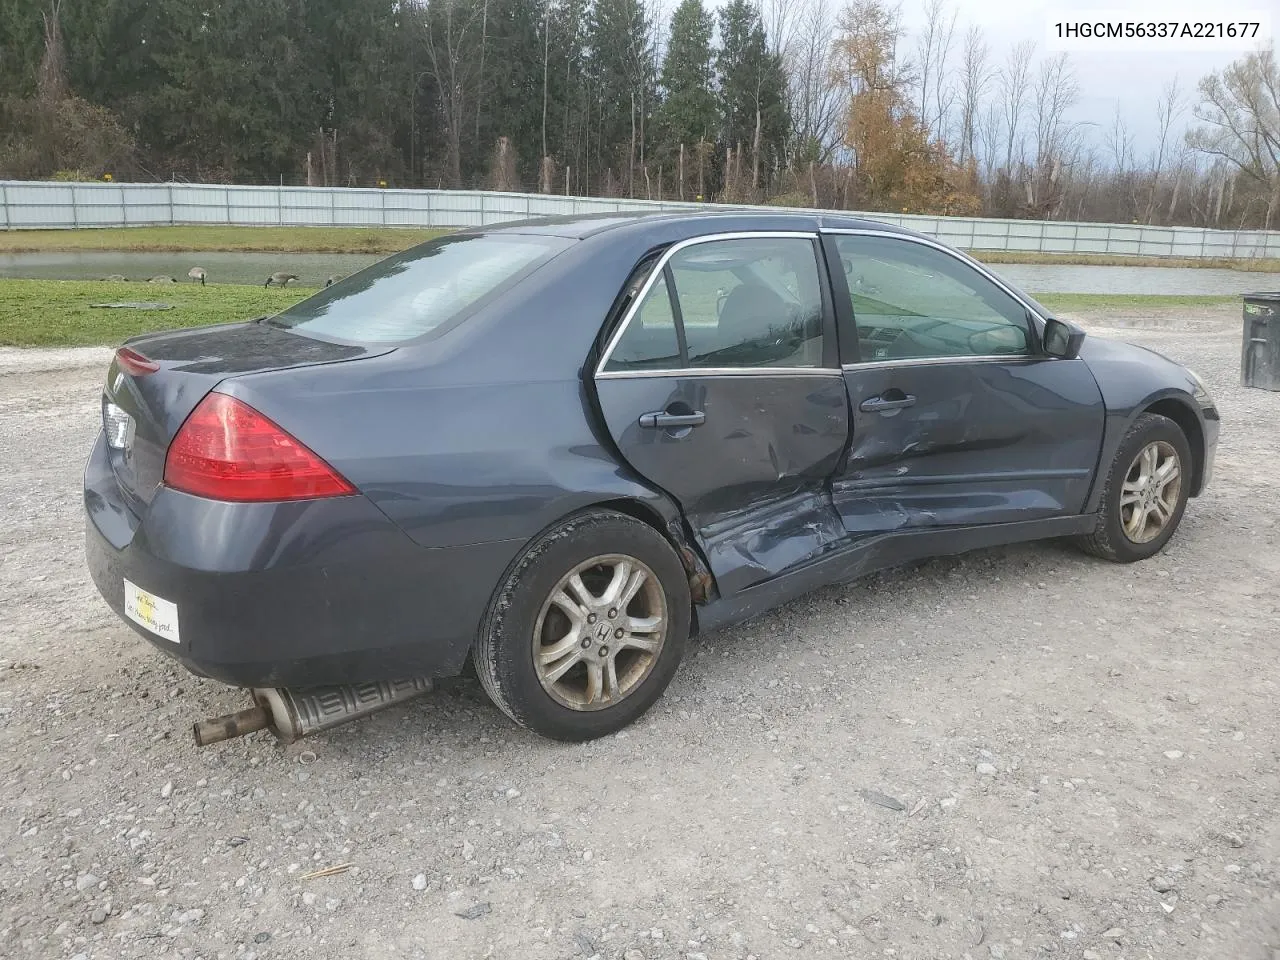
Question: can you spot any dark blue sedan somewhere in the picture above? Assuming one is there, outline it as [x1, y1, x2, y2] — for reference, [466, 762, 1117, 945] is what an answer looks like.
[85, 212, 1220, 742]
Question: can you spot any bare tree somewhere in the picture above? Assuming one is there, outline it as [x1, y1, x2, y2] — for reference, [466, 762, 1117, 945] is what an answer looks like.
[1024, 53, 1081, 216]
[976, 99, 1003, 179]
[1143, 78, 1185, 223]
[957, 25, 991, 165]
[930, 0, 959, 140]
[787, 0, 843, 161]
[763, 0, 801, 62]
[1032, 53, 1079, 163]
[915, 0, 956, 138]
[1187, 44, 1280, 228]
[998, 39, 1035, 171]
[422, 0, 484, 188]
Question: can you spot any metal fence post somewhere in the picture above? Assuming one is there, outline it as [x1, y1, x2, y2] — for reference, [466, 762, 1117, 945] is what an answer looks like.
[425, 190, 433, 228]
[0, 182, 7, 229]
[225, 185, 232, 225]
[168, 181, 175, 226]
[119, 185, 126, 227]
[277, 186, 283, 226]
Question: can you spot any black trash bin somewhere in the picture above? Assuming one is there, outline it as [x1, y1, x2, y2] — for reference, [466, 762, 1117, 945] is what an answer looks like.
[1242, 293, 1280, 391]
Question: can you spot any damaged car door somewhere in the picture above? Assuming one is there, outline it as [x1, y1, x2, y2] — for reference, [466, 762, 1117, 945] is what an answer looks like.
[826, 232, 1105, 534]
[593, 233, 850, 595]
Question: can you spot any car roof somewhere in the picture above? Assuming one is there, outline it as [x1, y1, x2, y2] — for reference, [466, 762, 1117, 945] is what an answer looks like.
[476, 209, 919, 241]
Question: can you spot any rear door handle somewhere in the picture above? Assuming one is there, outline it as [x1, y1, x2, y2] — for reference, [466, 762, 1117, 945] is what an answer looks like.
[859, 394, 917, 413]
[639, 410, 706, 428]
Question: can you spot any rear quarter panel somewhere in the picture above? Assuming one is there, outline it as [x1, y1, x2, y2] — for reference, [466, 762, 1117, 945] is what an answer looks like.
[214, 232, 692, 550]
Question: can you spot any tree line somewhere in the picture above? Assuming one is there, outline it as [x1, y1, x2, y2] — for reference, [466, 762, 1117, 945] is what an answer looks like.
[2, 0, 1278, 229]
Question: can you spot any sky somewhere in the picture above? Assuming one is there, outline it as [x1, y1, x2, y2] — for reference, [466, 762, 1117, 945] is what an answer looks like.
[894, 0, 1267, 155]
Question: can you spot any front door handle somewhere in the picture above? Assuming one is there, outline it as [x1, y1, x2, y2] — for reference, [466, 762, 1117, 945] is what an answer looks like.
[859, 394, 917, 413]
[639, 410, 706, 429]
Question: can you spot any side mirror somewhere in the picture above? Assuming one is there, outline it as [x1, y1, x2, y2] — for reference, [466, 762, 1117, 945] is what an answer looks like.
[1043, 317, 1086, 360]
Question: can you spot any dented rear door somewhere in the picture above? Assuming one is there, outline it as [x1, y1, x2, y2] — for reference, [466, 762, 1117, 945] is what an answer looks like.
[592, 233, 850, 596]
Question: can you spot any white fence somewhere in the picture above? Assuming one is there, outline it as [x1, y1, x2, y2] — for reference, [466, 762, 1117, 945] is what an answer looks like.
[3, 179, 1279, 260]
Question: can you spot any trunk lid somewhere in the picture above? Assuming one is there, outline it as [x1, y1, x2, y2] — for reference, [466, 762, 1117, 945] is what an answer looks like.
[102, 321, 387, 510]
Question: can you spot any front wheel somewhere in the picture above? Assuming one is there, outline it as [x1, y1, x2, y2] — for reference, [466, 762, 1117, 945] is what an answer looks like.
[474, 510, 691, 741]
[1076, 412, 1193, 563]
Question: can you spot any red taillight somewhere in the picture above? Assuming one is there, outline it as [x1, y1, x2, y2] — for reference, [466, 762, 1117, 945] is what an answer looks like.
[164, 393, 356, 502]
[115, 347, 159, 376]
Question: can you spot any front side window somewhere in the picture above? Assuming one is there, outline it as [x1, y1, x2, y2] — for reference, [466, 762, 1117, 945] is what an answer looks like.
[833, 235, 1033, 362]
[602, 235, 826, 373]
[269, 233, 572, 344]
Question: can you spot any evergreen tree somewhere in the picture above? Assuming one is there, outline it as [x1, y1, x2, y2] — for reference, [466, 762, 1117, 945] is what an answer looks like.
[584, 0, 656, 195]
[716, 0, 789, 195]
[656, 0, 717, 197]
[477, 0, 546, 184]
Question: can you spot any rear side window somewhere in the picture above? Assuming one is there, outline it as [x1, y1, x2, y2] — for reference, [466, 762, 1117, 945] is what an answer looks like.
[269, 233, 573, 343]
[601, 235, 826, 372]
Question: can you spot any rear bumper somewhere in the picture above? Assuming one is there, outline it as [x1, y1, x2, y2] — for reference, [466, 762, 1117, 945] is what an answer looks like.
[84, 434, 522, 688]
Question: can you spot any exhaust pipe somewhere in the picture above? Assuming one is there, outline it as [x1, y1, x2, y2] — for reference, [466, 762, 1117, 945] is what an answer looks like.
[192, 678, 432, 747]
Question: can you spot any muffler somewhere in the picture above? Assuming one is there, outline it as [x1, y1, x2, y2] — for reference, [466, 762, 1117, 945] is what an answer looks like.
[192, 678, 432, 747]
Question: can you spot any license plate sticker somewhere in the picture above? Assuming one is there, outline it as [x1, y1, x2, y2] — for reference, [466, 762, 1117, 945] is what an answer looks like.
[123, 579, 181, 644]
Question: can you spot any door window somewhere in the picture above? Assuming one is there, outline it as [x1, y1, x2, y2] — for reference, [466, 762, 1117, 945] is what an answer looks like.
[602, 236, 825, 373]
[672, 237, 824, 368]
[833, 235, 1033, 362]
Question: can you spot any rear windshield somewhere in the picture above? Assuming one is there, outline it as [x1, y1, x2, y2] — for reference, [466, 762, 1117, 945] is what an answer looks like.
[268, 233, 573, 343]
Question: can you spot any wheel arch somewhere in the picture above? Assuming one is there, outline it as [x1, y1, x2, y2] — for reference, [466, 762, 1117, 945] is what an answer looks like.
[1141, 395, 1206, 496]
[576, 496, 715, 633]
[473, 493, 715, 662]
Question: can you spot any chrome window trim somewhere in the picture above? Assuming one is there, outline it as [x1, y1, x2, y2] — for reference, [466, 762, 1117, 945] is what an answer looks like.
[594, 231, 834, 378]
[840, 355, 1043, 372]
[820, 227, 1049, 361]
[598, 366, 845, 380]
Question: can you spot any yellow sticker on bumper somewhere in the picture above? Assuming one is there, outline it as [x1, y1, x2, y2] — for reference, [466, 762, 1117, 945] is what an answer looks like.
[123, 579, 180, 644]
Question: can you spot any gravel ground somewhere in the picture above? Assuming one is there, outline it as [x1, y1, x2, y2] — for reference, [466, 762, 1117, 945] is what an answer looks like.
[2, 304, 1277, 960]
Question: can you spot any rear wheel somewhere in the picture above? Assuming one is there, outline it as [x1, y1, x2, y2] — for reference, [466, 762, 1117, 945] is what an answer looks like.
[1076, 413, 1192, 563]
[474, 510, 690, 741]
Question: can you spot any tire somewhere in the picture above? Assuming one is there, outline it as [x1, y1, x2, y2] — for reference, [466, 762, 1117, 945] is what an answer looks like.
[474, 509, 691, 741]
[1076, 412, 1193, 563]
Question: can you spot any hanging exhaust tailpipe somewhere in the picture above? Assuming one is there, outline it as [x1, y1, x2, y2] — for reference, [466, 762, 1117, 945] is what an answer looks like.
[192, 678, 432, 747]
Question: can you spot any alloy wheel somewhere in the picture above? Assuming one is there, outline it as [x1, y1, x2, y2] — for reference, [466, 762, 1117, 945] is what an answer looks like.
[1119, 440, 1182, 544]
[532, 554, 667, 711]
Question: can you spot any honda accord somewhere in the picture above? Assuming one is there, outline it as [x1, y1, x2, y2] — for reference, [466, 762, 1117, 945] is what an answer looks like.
[84, 212, 1220, 741]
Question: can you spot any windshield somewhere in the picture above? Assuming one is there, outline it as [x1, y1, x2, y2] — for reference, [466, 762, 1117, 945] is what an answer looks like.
[268, 233, 574, 343]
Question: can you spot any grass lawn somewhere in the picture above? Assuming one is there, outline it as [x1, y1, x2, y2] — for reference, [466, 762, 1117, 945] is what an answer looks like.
[973, 250, 1280, 273]
[0, 279, 309, 347]
[0, 225, 447, 254]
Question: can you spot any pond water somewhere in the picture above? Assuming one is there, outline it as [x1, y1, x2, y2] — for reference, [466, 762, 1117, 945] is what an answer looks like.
[0, 249, 1275, 296]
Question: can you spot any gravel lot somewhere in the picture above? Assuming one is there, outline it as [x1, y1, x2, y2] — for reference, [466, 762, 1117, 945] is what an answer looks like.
[2, 304, 1278, 960]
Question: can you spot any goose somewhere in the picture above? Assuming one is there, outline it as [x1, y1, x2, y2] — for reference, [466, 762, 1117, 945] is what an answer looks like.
[147, 275, 176, 284]
[188, 266, 207, 286]
[103, 274, 127, 282]
[265, 272, 299, 288]
[325, 274, 343, 288]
